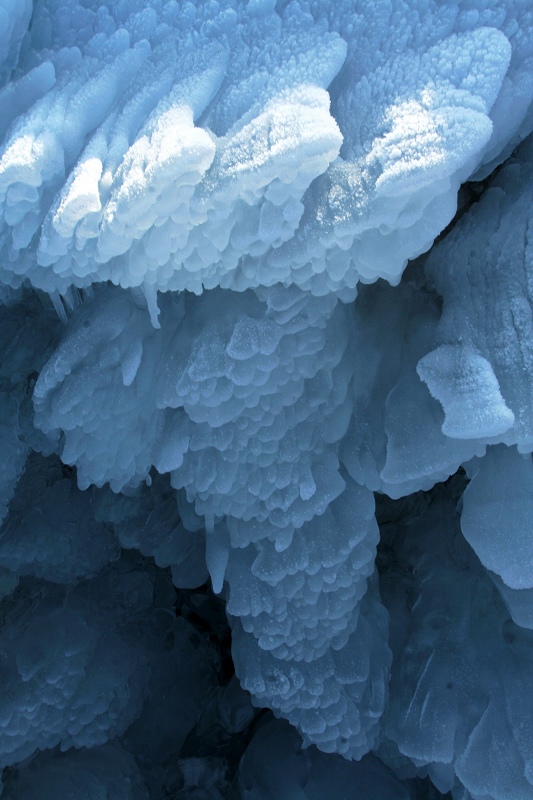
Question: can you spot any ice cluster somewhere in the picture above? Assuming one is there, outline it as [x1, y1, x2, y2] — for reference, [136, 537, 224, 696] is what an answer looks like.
[0, 0, 532, 798]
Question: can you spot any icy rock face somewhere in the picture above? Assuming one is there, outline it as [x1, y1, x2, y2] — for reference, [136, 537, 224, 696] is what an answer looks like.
[381, 480, 533, 800]
[2, 742, 150, 800]
[0, 0, 32, 78]
[238, 717, 415, 800]
[340, 277, 486, 499]
[0, 1, 532, 798]
[0, 559, 207, 768]
[461, 446, 533, 628]
[94, 472, 210, 589]
[0, 291, 60, 523]
[0, 453, 119, 582]
[418, 136, 533, 451]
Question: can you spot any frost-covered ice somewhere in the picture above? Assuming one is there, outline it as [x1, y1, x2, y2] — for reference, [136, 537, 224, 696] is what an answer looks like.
[0, 0, 530, 300]
[0, 559, 212, 769]
[0, 0, 532, 798]
[227, 482, 390, 759]
[418, 136, 533, 451]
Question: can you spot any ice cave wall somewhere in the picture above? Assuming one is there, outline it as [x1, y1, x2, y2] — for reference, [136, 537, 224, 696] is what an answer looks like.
[0, 1, 532, 798]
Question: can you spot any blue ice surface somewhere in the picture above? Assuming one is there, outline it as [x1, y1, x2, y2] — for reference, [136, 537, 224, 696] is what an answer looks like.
[0, 0, 532, 797]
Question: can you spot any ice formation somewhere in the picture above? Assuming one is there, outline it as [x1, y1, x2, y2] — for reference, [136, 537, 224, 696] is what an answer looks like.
[380, 477, 533, 800]
[0, 0, 532, 798]
[1, 743, 150, 800]
[238, 717, 417, 799]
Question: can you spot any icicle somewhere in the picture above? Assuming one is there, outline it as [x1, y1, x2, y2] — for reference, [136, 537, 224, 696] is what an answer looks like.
[63, 286, 82, 313]
[142, 282, 161, 329]
[205, 521, 230, 595]
[0, 284, 22, 307]
[82, 285, 94, 302]
[49, 291, 68, 324]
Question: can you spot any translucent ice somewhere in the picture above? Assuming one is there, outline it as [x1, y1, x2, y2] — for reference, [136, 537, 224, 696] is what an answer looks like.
[461, 445, 533, 628]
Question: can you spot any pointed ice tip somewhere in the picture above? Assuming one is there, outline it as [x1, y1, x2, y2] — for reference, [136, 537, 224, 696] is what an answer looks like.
[49, 291, 68, 324]
[205, 521, 229, 595]
[142, 283, 161, 329]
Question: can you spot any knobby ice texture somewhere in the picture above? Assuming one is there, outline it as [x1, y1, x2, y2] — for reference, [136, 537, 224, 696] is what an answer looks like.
[0, 0, 532, 798]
